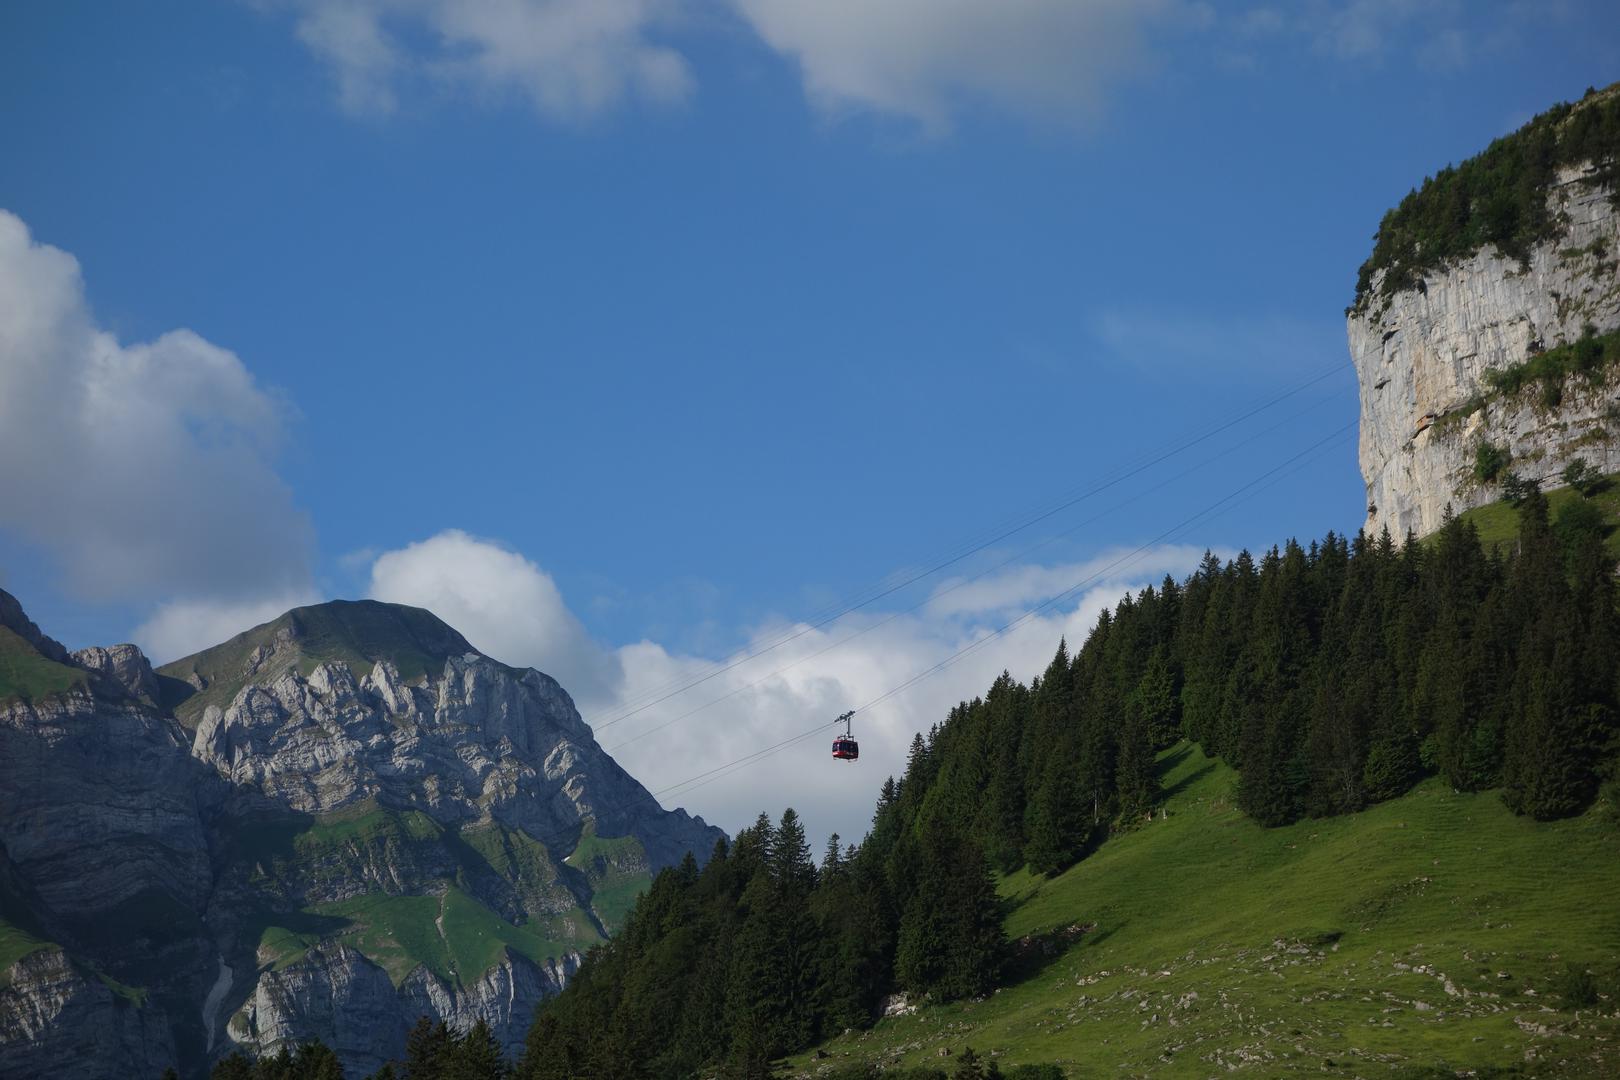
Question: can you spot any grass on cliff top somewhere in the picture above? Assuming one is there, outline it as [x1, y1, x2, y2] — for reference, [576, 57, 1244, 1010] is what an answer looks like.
[236, 805, 611, 986]
[791, 743, 1620, 1079]
[257, 885, 597, 987]
[0, 625, 86, 703]
[0, 923, 52, 987]
[1447, 475, 1620, 561]
[156, 598, 495, 725]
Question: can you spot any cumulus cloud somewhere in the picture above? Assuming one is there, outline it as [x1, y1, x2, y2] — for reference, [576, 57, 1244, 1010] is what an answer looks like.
[1237, 1, 1485, 66]
[924, 544, 1210, 618]
[134, 587, 323, 663]
[364, 528, 1207, 847]
[729, 0, 1208, 133]
[285, 0, 694, 121]
[0, 210, 317, 655]
[367, 529, 625, 704]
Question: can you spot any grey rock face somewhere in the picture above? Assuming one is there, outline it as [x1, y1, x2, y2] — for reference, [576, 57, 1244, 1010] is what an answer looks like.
[0, 593, 724, 1077]
[0, 590, 71, 663]
[399, 948, 579, 1060]
[0, 690, 215, 929]
[190, 653, 720, 871]
[72, 643, 161, 706]
[228, 945, 406, 1077]
[226, 943, 580, 1074]
[0, 681, 222, 1076]
[0, 948, 176, 1080]
[1350, 166, 1620, 539]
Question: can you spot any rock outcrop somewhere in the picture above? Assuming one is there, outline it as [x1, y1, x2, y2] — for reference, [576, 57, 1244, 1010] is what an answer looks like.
[0, 591, 723, 1078]
[1350, 97, 1620, 540]
[0, 660, 222, 1078]
[188, 650, 710, 869]
[71, 644, 162, 707]
[0, 948, 176, 1080]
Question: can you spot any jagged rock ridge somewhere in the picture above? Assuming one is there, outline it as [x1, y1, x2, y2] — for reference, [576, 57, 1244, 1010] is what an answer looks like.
[0, 593, 723, 1078]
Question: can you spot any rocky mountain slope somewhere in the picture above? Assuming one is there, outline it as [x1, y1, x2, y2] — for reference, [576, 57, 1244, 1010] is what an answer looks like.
[0, 592, 722, 1078]
[1351, 84, 1620, 540]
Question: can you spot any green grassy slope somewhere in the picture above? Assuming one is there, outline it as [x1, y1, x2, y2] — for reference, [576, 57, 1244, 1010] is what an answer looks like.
[794, 744, 1620, 1077]
[256, 886, 592, 987]
[565, 826, 652, 933]
[230, 805, 613, 986]
[156, 599, 487, 724]
[1448, 478, 1620, 561]
[0, 924, 52, 987]
[0, 625, 86, 702]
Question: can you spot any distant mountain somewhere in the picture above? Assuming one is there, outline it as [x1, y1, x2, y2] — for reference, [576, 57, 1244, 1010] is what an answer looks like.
[0, 591, 722, 1079]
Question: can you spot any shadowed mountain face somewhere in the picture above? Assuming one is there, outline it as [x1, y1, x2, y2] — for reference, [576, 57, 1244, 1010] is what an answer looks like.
[0, 592, 723, 1079]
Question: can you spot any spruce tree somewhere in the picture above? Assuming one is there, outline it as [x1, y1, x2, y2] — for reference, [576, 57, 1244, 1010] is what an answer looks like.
[446, 1019, 506, 1080]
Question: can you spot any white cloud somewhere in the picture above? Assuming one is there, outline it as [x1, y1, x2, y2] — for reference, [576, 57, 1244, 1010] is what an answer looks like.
[134, 587, 323, 663]
[1088, 306, 1344, 379]
[1309, 0, 1468, 60]
[924, 544, 1210, 618]
[367, 529, 624, 703]
[364, 529, 1207, 848]
[728, 0, 1207, 133]
[0, 210, 317, 647]
[285, 0, 694, 121]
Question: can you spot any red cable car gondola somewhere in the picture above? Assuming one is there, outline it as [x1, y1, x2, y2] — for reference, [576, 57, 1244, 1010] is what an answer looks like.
[831, 711, 858, 761]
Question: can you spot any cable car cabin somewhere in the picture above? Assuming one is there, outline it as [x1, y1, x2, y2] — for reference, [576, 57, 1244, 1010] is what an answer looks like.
[832, 736, 859, 761]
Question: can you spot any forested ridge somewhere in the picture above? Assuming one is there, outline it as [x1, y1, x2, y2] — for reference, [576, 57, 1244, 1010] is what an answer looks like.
[501, 485, 1617, 1079]
[191, 487, 1619, 1079]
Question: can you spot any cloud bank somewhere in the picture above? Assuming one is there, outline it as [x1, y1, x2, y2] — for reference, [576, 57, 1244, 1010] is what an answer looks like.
[0, 210, 316, 661]
[729, 0, 1205, 133]
[275, 0, 1214, 132]
[288, 0, 694, 121]
[273, 1, 1524, 131]
[362, 528, 1207, 847]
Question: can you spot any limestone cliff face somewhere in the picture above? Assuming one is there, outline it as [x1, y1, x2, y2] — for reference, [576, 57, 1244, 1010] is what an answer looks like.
[1351, 164, 1620, 540]
[225, 944, 578, 1075]
[0, 948, 177, 1080]
[189, 650, 712, 870]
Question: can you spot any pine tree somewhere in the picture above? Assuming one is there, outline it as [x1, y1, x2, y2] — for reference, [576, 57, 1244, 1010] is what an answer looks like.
[211, 1055, 254, 1080]
[1130, 649, 1180, 749]
[405, 1017, 453, 1079]
[293, 1040, 346, 1080]
[1113, 705, 1158, 822]
[446, 1019, 506, 1080]
[1021, 758, 1087, 875]
[772, 808, 817, 895]
[895, 825, 1003, 1001]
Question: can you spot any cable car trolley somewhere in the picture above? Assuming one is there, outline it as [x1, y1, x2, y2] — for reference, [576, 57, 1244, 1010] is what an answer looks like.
[831, 710, 858, 761]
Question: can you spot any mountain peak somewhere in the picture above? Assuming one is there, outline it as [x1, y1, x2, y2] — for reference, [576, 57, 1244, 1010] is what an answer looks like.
[157, 598, 484, 723]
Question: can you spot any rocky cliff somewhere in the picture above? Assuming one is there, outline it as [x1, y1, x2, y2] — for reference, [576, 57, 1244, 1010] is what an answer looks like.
[1350, 86, 1620, 540]
[0, 593, 723, 1078]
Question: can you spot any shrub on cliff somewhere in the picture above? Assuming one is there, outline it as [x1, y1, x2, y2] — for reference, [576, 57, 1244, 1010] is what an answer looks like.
[1352, 85, 1620, 310]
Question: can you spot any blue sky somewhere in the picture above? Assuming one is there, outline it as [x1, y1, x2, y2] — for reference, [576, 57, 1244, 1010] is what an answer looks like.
[2, 0, 1616, 843]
